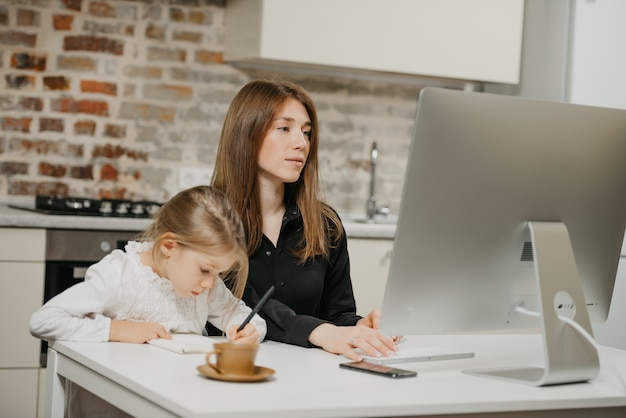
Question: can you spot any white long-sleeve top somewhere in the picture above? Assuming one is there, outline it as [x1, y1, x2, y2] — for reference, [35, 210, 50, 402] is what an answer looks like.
[29, 241, 266, 343]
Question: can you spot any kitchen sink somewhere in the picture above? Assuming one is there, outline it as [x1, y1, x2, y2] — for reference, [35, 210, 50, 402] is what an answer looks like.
[339, 214, 398, 225]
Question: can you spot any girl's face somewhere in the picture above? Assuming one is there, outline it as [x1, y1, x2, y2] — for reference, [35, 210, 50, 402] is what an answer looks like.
[257, 98, 311, 187]
[161, 241, 237, 298]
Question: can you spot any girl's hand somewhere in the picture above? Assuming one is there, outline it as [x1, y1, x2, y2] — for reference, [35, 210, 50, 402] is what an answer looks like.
[227, 323, 260, 344]
[109, 320, 171, 343]
[309, 323, 398, 362]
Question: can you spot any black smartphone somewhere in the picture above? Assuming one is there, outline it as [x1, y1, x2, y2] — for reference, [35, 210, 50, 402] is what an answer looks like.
[339, 361, 417, 378]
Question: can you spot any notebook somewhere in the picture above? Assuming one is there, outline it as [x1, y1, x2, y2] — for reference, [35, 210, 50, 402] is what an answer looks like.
[148, 334, 222, 354]
[358, 346, 474, 365]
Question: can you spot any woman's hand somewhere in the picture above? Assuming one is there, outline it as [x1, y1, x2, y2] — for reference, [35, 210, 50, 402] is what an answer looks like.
[227, 323, 260, 344]
[357, 309, 403, 344]
[356, 308, 382, 329]
[308, 323, 398, 361]
[109, 320, 171, 343]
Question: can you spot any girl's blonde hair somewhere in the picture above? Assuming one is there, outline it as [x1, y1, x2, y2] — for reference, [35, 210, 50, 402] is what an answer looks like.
[212, 79, 343, 262]
[140, 185, 249, 300]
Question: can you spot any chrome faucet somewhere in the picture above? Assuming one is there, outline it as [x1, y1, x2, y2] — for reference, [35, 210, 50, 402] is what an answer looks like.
[366, 142, 390, 221]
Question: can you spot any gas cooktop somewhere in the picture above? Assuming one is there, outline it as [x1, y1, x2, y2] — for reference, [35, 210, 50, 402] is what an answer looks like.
[10, 195, 163, 218]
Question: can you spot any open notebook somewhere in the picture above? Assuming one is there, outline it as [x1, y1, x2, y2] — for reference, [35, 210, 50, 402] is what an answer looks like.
[358, 346, 474, 365]
[148, 334, 223, 354]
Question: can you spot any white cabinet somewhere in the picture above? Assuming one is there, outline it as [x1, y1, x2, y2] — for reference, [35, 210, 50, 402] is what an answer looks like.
[348, 238, 394, 315]
[225, 0, 525, 84]
[0, 369, 40, 417]
[0, 228, 45, 418]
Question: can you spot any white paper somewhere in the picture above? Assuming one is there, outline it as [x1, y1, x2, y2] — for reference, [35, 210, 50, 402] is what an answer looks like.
[147, 334, 222, 354]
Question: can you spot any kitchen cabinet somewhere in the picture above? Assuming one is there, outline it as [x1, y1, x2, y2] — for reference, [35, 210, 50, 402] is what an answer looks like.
[0, 228, 45, 418]
[225, 0, 525, 84]
[0, 369, 40, 417]
[348, 238, 394, 315]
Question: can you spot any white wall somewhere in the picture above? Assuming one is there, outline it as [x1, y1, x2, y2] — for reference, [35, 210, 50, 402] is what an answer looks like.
[486, 0, 626, 110]
[567, 0, 626, 109]
[566, 0, 626, 350]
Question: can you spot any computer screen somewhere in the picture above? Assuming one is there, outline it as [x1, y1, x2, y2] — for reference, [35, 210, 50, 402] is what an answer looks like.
[380, 87, 626, 385]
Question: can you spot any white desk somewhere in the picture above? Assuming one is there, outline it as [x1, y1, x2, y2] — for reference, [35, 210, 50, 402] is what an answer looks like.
[45, 334, 626, 418]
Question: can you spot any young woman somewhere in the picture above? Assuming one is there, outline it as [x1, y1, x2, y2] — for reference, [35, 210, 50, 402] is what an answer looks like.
[30, 185, 266, 417]
[211, 79, 397, 361]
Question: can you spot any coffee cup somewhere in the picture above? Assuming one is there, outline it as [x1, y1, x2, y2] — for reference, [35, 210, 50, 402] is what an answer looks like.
[205, 342, 258, 376]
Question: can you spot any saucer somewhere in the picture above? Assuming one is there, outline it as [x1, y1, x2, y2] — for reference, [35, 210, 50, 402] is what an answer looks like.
[197, 364, 275, 382]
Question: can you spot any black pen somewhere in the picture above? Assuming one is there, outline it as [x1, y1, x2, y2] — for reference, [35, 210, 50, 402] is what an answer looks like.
[237, 285, 275, 332]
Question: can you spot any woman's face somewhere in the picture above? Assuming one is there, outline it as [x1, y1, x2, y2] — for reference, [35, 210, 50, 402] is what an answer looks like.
[257, 98, 311, 187]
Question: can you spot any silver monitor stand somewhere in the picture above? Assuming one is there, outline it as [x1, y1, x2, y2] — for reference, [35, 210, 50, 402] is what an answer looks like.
[464, 221, 600, 386]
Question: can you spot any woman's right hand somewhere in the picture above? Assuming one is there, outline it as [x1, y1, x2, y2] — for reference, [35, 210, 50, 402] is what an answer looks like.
[308, 323, 398, 361]
[109, 320, 171, 343]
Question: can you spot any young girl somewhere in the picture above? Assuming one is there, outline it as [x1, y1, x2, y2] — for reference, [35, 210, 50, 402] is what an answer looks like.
[30, 185, 266, 417]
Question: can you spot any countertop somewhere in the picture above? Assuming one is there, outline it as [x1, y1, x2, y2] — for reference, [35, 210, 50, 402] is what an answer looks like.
[0, 205, 396, 239]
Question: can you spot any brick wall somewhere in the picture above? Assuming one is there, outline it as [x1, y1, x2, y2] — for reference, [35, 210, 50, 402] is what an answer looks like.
[0, 0, 429, 216]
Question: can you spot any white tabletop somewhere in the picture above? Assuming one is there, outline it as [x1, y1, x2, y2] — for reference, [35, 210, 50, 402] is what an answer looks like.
[47, 333, 626, 418]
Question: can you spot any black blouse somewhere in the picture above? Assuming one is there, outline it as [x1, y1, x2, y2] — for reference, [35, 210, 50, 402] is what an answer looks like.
[243, 203, 361, 347]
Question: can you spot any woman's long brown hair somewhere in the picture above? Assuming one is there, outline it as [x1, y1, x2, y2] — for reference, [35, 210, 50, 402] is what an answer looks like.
[211, 79, 342, 262]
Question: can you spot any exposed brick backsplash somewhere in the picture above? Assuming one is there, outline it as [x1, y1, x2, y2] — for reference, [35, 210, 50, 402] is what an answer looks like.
[0, 0, 426, 216]
[11, 53, 46, 71]
[0, 31, 37, 47]
[52, 14, 74, 30]
[2, 117, 32, 132]
[50, 97, 110, 116]
[39, 118, 64, 132]
[81, 79, 117, 96]
[43, 76, 70, 91]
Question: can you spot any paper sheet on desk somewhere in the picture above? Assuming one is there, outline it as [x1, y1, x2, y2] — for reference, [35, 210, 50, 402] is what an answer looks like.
[148, 334, 222, 354]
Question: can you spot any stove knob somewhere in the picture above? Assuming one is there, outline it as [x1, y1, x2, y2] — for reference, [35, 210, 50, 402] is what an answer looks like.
[116, 202, 130, 215]
[131, 203, 145, 215]
[66, 200, 83, 210]
[147, 204, 161, 216]
[100, 201, 113, 214]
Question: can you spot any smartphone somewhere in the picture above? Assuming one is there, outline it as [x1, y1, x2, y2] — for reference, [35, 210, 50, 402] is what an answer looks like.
[339, 361, 417, 378]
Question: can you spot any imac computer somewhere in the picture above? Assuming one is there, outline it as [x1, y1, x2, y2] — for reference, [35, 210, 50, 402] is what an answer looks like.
[380, 87, 626, 386]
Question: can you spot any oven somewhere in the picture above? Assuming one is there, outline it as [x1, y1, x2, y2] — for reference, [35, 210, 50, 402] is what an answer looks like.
[8, 194, 162, 366]
[40, 229, 140, 367]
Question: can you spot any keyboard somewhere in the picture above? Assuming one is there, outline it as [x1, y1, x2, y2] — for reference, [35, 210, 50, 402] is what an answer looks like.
[359, 346, 474, 365]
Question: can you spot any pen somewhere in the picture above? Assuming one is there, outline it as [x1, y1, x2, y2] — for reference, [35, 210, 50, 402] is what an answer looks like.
[237, 285, 275, 332]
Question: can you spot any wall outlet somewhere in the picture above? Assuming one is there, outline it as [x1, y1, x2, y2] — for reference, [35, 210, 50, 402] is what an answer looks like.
[178, 167, 213, 190]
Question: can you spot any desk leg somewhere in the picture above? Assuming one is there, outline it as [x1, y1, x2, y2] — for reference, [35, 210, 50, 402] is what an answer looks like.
[44, 347, 65, 418]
